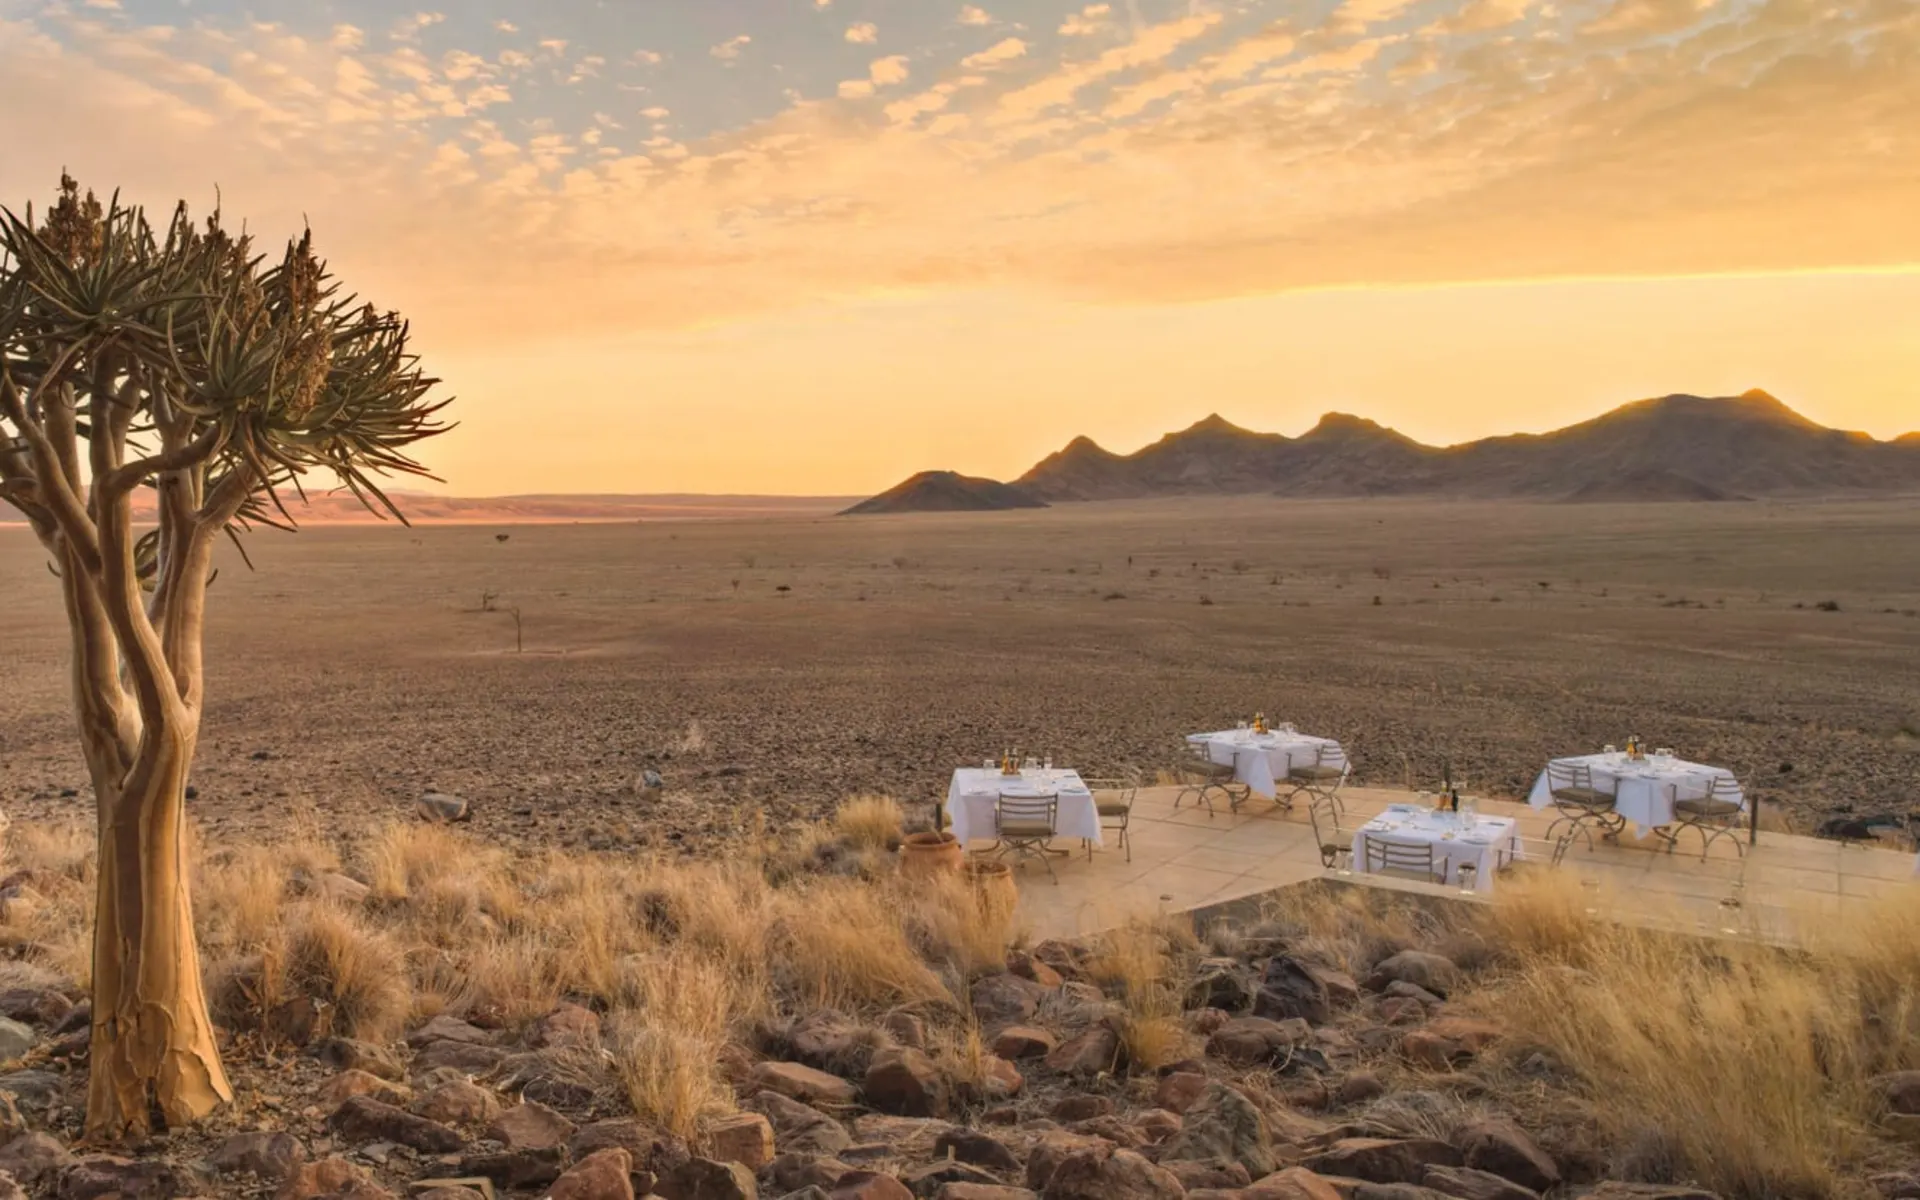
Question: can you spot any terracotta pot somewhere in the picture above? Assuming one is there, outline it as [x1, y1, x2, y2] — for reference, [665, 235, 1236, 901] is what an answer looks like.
[899, 831, 964, 878]
[964, 859, 1019, 923]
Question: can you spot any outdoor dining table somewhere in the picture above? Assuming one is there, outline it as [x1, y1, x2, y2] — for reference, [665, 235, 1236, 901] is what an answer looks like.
[1352, 805, 1521, 894]
[1186, 729, 1345, 799]
[946, 768, 1101, 847]
[1527, 752, 1744, 838]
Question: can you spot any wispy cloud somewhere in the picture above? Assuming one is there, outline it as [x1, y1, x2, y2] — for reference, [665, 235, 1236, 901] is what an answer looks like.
[959, 6, 993, 25]
[845, 22, 878, 44]
[710, 35, 751, 61]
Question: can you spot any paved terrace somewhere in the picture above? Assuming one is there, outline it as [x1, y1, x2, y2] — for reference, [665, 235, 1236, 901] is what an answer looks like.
[983, 785, 1917, 942]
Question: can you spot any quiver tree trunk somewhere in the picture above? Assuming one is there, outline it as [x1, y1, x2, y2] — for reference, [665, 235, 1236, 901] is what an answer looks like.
[86, 726, 232, 1133]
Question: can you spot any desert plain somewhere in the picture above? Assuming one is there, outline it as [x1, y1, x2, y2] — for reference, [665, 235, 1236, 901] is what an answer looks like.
[4, 495, 1919, 852]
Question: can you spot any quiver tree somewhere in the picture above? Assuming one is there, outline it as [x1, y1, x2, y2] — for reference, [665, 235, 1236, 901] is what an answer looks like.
[0, 175, 450, 1138]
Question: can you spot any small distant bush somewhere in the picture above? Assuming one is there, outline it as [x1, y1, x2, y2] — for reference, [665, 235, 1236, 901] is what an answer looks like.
[1815, 599, 1841, 612]
[1103, 592, 1126, 601]
[1198, 594, 1214, 606]
[1372, 595, 1383, 606]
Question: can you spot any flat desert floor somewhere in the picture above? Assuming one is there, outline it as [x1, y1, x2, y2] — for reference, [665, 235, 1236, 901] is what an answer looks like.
[4, 496, 1919, 853]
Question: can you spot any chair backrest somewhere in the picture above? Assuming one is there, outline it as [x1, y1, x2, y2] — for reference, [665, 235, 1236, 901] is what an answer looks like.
[1186, 740, 1218, 762]
[996, 793, 1058, 834]
[1315, 743, 1349, 769]
[1547, 760, 1593, 791]
[1704, 775, 1743, 805]
[1081, 776, 1140, 807]
[1363, 835, 1434, 876]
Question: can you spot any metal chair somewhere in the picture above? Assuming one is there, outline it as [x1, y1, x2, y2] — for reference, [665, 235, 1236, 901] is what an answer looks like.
[1307, 795, 1349, 871]
[995, 793, 1060, 884]
[1175, 741, 1245, 816]
[1544, 761, 1625, 853]
[1081, 774, 1140, 862]
[1360, 835, 1447, 885]
[1668, 775, 1746, 861]
[1283, 744, 1351, 818]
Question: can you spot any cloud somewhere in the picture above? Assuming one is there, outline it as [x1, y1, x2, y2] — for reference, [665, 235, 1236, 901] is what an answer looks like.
[711, 35, 751, 61]
[494, 20, 518, 34]
[391, 12, 445, 43]
[959, 6, 993, 25]
[1059, 4, 1113, 36]
[845, 22, 879, 44]
[961, 38, 1027, 69]
[869, 55, 911, 86]
[633, 49, 663, 65]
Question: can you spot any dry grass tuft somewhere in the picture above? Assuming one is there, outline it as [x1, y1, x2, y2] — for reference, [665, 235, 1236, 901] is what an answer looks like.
[835, 794, 904, 851]
[1086, 916, 1197, 1072]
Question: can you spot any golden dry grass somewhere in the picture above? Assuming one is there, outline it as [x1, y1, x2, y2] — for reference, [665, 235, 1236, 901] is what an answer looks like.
[835, 794, 905, 851]
[1085, 916, 1199, 1071]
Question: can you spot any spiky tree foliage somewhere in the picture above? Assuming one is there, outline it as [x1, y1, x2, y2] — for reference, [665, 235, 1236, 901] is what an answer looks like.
[0, 175, 450, 1138]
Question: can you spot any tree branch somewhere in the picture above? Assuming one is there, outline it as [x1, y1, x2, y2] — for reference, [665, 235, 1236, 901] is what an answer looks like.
[0, 366, 101, 573]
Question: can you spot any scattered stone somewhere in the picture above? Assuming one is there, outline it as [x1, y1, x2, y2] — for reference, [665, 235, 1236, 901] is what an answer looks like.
[1050, 1096, 1112, 1121]
[415, 1039, 507, 1076]
[750, 1091, 853, 1156]
[865, 1049, 950, 1118]
[318, 1038, 407, 1082]
[0, 1172, 23, 1200]
[1006, 951, 1064, 990]
[0, 1093, 23, 1142]
[0, 1069, 63, 1112]
[276, 1155, 372, 1200]
[903, 1161, 1002, 1196]
[0, 1133, 73, 1190]
[1401, 1019, 1503, 1072]
[849, 1114, 956, 1156]
[316, 873, 373, 904]
[970, 975, 1046, 1027]
[1029, 940, 1087, 982]
[1877, 1072, 1920, 1117]
[1454, 1122, 1558, 1193]
[328, 1095, 466, 1153]
[654, 1157, 759, 1200]
[706, 1112, 776, 1170]
[1042, 1026, 1121, 1076]
[57, 1156, 198, 1200]
[457, 1147, 567, 1190]
[1154, 1071, 1208, 1114]
[415, 1080, 502, 1126]
[409, 1181, 496, 1200]
[769, 1152, 853, 1194]
[1336, 1073, 1386, 1106]
[0, 989, 71, 1028]
[1039, 1145, 1183, 1200]
[882, 1010, 930, 1050]
[991, 1027, 1056, 1060]
[1244, 1167, 1347, 1200]
[1131, 1109, 1183, 1144]
[1383, 980, 1443, 1006]
[1187, 958, 1258, 1013]
[493, 1048, 605, 1108]
[932, 1186, 1038, 1200]
[830, 1170, 915, 1199]
[977, 1054, 1023, 1101]
[1366, 952, 1458, 999]
[1255, 957, 1359, 1025]
[1164, 1160, 1252, 1190]
[933, 1129, 1022, 1174]
[1306, 1139, 1462, 1186]
[756, 1061, 861, 1106]
[1423, 1164, 1542, 1200]
[321, 1069, 413, 1108]
[549, 1148, 636, 1200]
[1207, 1016, 1311, 1067]
[210, 1131, 306, 1181]
[1572, 1187, 1722, 1200]
[1378, 998, 1427, 1026]
[409, 1015, 493, 1048]
[1022, 1134, 1112, 1192]
[1871, 1171, 1920, 1200]
[488, 1101, 577, 1151]
[1161, 1082, 1276, 1177]
[417, 793, 471, 823]
[533, 1002, 602, 1049]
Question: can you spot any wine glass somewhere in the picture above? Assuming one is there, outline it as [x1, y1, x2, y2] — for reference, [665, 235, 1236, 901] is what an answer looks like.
[1456, 862, 1478, 894]
[1043, 755, 1053, 771]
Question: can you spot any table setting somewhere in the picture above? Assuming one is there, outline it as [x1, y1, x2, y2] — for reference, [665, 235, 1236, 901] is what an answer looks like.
[1526, 740, 1744, 838]
[1186, 721, 1344, 799]
[1352, 801, 1520, 894]
[947, 755, 1101, 847]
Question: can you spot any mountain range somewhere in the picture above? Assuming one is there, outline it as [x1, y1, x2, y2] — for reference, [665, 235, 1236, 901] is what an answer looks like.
[845, 391, 1920, 513]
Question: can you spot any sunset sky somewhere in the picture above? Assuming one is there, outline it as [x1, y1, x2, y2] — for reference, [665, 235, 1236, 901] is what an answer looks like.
[2, 0, 1916, 494]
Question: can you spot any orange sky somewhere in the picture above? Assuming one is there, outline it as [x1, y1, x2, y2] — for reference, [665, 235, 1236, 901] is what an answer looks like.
[3, 0, 1916, 494]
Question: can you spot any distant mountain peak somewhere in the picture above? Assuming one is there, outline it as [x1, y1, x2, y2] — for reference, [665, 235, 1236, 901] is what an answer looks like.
[1183, 413, 1245, 435]
[1739, 387, 1778, 403]
[1059, 434, 1112, 456]
[841, 470, 1046, 516]
[1302, 411, 1401, 440]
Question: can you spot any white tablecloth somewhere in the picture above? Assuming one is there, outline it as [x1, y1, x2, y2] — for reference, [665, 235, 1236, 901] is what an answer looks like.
[947, 769, 1101, 846]
[1352, 806, 1519, 894]
[1186, 730, 1345, 798]
[1527, 753, 1744, 837]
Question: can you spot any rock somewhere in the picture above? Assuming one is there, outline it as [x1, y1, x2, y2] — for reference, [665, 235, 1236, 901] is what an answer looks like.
[328, 1095, 466, 1153]
[1377, 998, 1427, 1026]
[1336, 1073, 1386, 1106]
[830, 1171, 914, 1199]
[991, 1027, 1056, 1060]
[1422, 1165, 1542, 1200]
[751, 1091, 852, 1156]
[535, 1002, 603, 1050]
[1383, 981, 1442, 1006]
[933, 1129, 1022, 1174]
[1165, 1160, 1251, 1190]
[1190, 1008, 1231, 1036]
[0, 1093, 23, 1143]
[1188, 958, 1259, 1013]
[1366, 952, 1458, 999]
[757, 1061, 861, 1106]
[58, 1156, 198, 1199]
[1043, 1026, 1121, 1076]
[487, 1100, 577, 1151]
[493, 1048, 605, 1108]
[0, 1069, 63, 1111]
[931, 1186, 1039, 1200]
[1022, 1134, 1111, 1191]
[1207, 1016, 1311, 1067]
[1245, 1168, 1347, 1200]
[977, 1054, 1024, 1101]
[850, 1114, 956, 1156]
[882, 1010, 930, 1050]
[1872, 1172, 1920, 1200]
[0, 1022, 37, 1067]
[1345, 1186, 1449, 1200]
[415, 1039, 507, 1076]
[769, 1152, 853, 1194]
[706, 1112, 776, 1170]
[1030, 940, 1087, 982]
[0, 1172, 22, 1200]
[1161, 1082, 1276, 1177]
[210, 1131, 306, 1181]
[1006, 951, 1064, 989]
[417, 792, 471, 823]
[0, 987, 72, 1029]
[1454, 1122, 1557, 1193]
[1400, 1019, 1503, 1072]
[319, 1038, 407, 1082]
[276, 1155, 374, 1200]
[408, 1182, 496, 1200]
[1050, 1095, 1112, 1121]
[1068, 1115, 1149, 1149]
[314, 872, 372, 904]
[902, 1162, 1002, 1196]
[865, 1049, 950, 1118]
[655, 1157, 759, 1200]
[971, 976, 1046, 1027]
[1153, 1071, 1209, 1114]
[321, 1069, 413, 1107]
[1878, 1072, 1920, 1117]
[408, 1015, 494, 1048]
[1572, 1187, 1722, 1200]
[0, 1133, 73, 1189]
[1132, 1109, 1183, 1144]
[549, 1148, 636, 1200]
[1306, 1139, 1462, 1186]
[457, 1147, 567, 1190]
[1254, 957, 1358, 1026]
[415, 1080, 502, 1126]
[1039, 1145, 1183, 1200]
